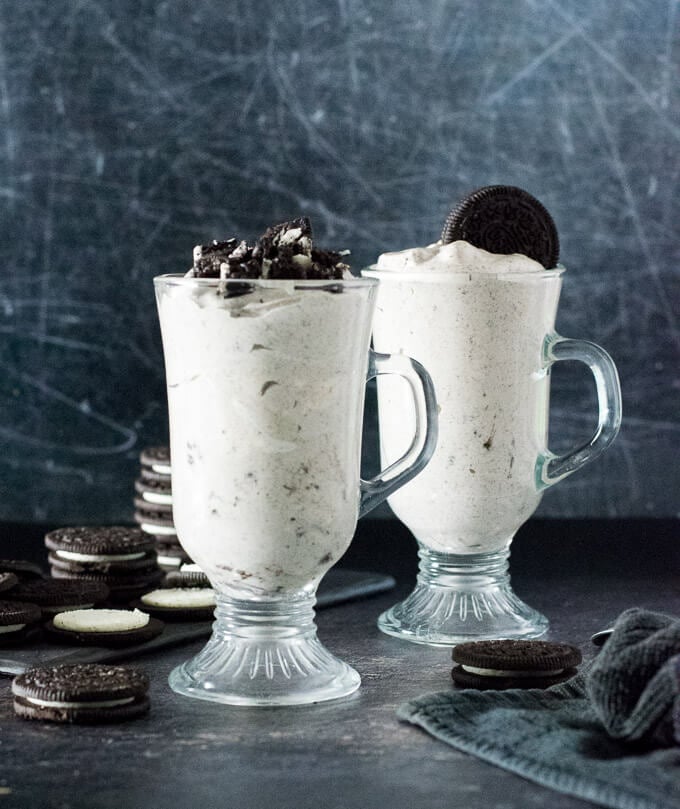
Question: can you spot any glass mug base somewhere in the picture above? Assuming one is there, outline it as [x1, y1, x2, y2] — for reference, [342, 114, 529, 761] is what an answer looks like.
[377, 546, 548, 646]
[168, 593, 360, 706]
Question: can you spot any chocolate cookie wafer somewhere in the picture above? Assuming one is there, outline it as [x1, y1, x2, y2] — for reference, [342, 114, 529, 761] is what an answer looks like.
[4, 579, 110, 614]
[441, 185, 559, 269]
[12, 663, 150, 724]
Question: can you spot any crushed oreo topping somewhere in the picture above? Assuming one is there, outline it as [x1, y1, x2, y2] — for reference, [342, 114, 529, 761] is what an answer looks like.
[190, 218, 350, 281]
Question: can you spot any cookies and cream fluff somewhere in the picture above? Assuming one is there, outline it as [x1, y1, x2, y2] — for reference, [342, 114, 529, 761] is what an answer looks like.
[156, 221, 375, 594]
[364, 240, 562, 554]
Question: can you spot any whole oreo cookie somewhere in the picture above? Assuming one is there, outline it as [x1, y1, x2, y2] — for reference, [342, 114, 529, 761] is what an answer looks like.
[140, 446, 172, 476]
[12, 663, 150, 724]
[441, 185, 559, 269]
[4, 579, 110, 613]
[451, 639, 581, 690]
[0, 600, 42, 646]
[45, 608, 164, 648]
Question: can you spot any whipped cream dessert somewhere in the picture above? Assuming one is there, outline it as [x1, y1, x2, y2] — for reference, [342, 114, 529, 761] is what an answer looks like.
[366, 240, 563, 554]
[156, 220, 374, 594]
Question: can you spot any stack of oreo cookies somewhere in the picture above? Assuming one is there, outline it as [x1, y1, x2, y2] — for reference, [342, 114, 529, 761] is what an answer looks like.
[133, 446, 193, 571]
[45, 526, 162, 602]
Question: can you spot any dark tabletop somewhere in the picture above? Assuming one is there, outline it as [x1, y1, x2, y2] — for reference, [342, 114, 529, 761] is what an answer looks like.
[0, 518, 677, 809]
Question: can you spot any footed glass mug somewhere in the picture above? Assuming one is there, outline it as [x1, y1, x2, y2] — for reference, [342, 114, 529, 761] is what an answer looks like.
[154, 275, 437, 705]
[362, 263, 622, 645]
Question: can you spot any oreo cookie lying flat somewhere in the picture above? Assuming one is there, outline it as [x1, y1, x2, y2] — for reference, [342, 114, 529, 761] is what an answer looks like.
[441, 185, 559, 269]
[0, 572, 19, 593]
[5, 579, 110, 613]
[45, 608, 164, 647]
[451, 639, 581, 690]
[0, 558, 45, 580]
[45, 526, 157, 573]
[12, 663, 150, 724]
[134, 587, 215, 622]
[0, 600, 42, 646]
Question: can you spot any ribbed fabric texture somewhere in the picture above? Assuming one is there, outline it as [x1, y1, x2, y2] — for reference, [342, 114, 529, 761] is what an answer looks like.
[398, 609, 680, 809]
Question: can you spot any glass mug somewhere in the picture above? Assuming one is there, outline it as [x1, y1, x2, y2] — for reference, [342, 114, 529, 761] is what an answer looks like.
[154, 275, 437, 705]
[362, 263, 622, 645]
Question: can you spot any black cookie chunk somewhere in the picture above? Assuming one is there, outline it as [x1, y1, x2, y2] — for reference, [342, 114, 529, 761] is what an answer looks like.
[0, 600, 42, 646]
[4, 579, 110, 613]
[451, 639, 581, 690]
[12, 663, 150, 724]
[441, 185, 559, 269]
[191, 217, 350, 281]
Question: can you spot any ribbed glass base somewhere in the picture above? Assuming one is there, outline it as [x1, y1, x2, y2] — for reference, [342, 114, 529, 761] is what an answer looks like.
[169, 592, 360, 706]
[378, 546, 548, 646]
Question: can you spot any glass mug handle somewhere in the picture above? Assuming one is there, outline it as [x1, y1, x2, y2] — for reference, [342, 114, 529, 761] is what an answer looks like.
[359, 350, 439, 517]
[538, 335, 622, 488]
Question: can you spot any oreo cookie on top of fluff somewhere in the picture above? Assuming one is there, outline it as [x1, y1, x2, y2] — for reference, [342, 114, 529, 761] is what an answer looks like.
[189, 218, 351, 285]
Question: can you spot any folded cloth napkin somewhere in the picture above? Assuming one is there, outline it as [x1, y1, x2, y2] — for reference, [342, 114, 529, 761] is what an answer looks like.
[398, 609, 680, 809]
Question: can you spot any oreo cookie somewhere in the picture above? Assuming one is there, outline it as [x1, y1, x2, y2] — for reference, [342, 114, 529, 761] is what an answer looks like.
[154, 540, 192, 570]
[45, 526, 157, 572]
[0, 600, 42, 646]
[5, 579, 110, 613]
[12, 663, 150, 724]
[45, 526, 161, 601]
[451, 639, 581, 690]
[134, 476, 172, 507]
[0, 558, 45, 580]
[45, 608, 164, 647]
[140, 446, 172, 477]
[163, 564, 210, 589]
[441, 185, 559, 269]
[0, 572, 19, 593]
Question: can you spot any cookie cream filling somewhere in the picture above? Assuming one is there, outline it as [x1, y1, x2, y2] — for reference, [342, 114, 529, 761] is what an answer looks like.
[53, 608, 150, 633]
[55, 550, 147, 563]
[461, 664, 565, 677]
[0, 623, 26, 633]
[22, 695, 136, 710]
[141, 588, 215, 609]
[141, 490, 173, 506]
[156, 554, 182, 567]
[138, 521, 177, 536]
[150, 461, 172, 475]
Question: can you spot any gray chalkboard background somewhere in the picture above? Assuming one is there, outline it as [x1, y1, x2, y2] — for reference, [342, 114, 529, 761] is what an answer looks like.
[0, 0, 678, 524]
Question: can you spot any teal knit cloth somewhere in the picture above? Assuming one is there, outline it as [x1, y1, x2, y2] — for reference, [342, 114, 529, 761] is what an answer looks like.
[398, 609, 680, 809]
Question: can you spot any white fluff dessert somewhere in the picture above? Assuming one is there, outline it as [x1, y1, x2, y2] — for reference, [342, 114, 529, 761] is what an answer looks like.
[365, 239, 563, 554]
[155, 219, 372, 595]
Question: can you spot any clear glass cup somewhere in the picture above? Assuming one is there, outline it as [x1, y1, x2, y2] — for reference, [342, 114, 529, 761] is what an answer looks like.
[362, 264, 622, 646]
[154, 275, 438, 704]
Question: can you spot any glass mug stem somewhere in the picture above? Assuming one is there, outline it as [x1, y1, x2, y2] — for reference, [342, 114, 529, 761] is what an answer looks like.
[537, 335, 623, 488]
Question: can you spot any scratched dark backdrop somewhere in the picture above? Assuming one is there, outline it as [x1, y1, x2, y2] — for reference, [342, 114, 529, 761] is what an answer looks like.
[0, 0, 678, 524]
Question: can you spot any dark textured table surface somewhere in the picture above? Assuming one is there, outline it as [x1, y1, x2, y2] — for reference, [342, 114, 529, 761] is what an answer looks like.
[0, 518, 677, 809]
